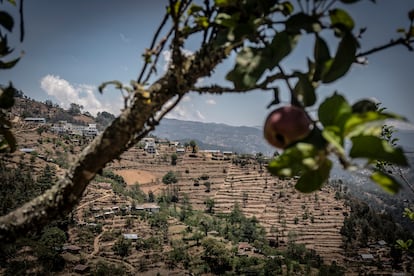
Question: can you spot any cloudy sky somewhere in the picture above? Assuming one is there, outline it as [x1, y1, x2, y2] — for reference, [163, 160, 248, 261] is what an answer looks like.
[1, 1, 414, 128]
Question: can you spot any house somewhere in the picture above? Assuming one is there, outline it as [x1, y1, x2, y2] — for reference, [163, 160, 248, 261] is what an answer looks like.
[238, 242, 254, 252]
[169, 141, 179, 147]
[360, 253, 374, 260]
[212, 152, 224, 160]
[123, 233, 139, 240]
[378, 240, 387, 246]
[207, 230, 219, 237]
[143, 137, 155, 144]
[97, 182, 112, 190]
[223, 151, 233, 159]
[63, 245, 81, 254]
[73, 264, 89, 274]
[135, 203, 160, 213]
[145, 141, 157, 154]
[19, 148, 35, 153]
[24, 117, 46, 124]
[176, 147, 186, 154]
[104, 211, 115, 217]
[82, 123, 98, 137]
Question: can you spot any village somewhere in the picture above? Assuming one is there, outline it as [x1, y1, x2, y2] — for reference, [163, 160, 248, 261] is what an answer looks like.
[1, 104, 412, 275]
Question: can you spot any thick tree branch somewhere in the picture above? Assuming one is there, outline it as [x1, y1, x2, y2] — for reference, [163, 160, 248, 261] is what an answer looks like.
[0, 40, 232, 242]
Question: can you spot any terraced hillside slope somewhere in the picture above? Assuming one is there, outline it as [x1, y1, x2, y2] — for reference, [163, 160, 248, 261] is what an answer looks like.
[109, 144, 348, 265]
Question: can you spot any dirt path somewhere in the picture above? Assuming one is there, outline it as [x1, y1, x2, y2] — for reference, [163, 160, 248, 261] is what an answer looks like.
[90, 232, 103, 257]
[77, 192, 112, 211]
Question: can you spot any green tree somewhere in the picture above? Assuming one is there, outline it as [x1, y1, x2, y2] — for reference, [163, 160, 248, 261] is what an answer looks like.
[112, 235, 131, 257]
[201, 238, 232, 274]
[68, 103, 83, 115]
[40, 226, 67, 250]
[170, 153, 177, 165]
[205, 198, 215, 214]
[189, 140, 197, 154]
[162, 171, 178, 185]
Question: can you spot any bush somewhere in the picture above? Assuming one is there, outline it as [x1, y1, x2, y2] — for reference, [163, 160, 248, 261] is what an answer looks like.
[162, 171, 178, 185]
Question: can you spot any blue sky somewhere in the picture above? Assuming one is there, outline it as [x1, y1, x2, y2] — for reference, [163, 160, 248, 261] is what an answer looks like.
[1, 0, 414, 129]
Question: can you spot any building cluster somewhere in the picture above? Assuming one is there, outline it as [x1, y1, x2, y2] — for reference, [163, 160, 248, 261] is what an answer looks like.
[23, 117, 99, 137]
[50, 121, 99, 137]
[91, 203, 160, 219]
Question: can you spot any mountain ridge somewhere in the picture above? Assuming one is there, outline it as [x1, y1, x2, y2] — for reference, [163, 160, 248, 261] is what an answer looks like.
[152, 118, 275, 155]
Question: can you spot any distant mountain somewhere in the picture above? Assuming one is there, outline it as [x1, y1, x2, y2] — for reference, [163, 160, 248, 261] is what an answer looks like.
[152, 118, 275, 155]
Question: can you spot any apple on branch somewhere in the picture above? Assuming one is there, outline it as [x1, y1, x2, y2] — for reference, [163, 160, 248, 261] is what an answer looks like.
[264, 105, 313, 149]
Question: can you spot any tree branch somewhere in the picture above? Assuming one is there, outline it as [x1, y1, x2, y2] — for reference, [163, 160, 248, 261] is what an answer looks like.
[356, 38, 414, 58]
[0, 38, 233, 242]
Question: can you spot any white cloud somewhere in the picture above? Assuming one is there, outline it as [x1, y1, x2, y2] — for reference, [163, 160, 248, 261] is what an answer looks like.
[195, 110, 205, 120]
[206, 99, 216, 105]
[162, 49, 193, 71]
[40, 75, 122, 116]
[163, 95, 205, 122]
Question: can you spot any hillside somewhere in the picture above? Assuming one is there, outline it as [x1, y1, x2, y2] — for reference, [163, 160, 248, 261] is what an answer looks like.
[1, 96, 413, 275]
[152, 118, 275, 155]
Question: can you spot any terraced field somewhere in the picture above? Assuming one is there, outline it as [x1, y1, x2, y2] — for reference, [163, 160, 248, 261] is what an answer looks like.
[109, 146, 348, 264]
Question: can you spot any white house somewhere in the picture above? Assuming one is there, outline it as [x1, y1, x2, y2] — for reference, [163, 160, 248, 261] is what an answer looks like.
[24, 117, 46, 124]
[145, 141, 157, 154]
[123, 234, 139, 240]
[82, 123, 98, 137]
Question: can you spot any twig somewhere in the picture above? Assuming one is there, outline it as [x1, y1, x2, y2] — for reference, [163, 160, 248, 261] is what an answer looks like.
[142, 27, 174, 84]
[356, 38, 414, 58]
[277, 65, 302, 108]
[19, 0, 24, 42]
[137, 12, 170, 83]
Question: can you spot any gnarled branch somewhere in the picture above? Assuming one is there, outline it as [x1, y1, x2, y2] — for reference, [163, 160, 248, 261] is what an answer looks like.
[0, 41, 232, 242]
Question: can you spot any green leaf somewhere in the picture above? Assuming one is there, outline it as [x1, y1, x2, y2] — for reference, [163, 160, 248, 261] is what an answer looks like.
[313, 35, 331, 81]
[215, 12, 239, 28]
[214, 0, 236, 8]
[0, 57, 19, 69]
[226, 32, 298, 89]
[266, 31, 299, 68]
[226, 47, 267, 89]
[322, 127, 345, 155]
[322, 32, 357, 83]
[286, 13, 320, 34]
[0, 11, 14, 32]
[280, 1, 294, 16]
[318, 93, 351, 128]
[351, 99, 378, 113]
[293, 72, 316, 107]
[195, 16, 209, 29]
[350, 135, 408, 166]
[295, 158, 332, 193]
[188, 4, 203, 15]
[98, 80, 123, 93]
[344, 111, 403, 136]
[268, 143, 318, 177]
[370, 171, 401, 194]
[329, 8, 355, 31]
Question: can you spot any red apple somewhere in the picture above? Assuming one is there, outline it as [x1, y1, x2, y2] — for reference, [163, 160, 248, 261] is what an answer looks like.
[264, 105, 312, 149]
